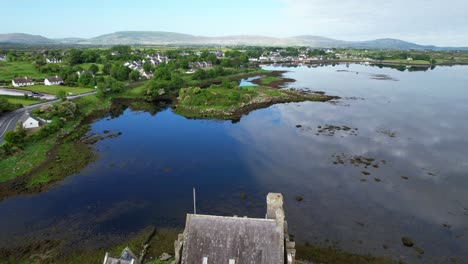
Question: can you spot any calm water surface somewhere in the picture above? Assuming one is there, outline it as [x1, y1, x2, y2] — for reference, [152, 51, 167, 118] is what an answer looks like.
[1, 64, 467, 263]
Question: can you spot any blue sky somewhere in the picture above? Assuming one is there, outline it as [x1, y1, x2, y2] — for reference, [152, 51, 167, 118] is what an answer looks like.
[1, 0, 467, 46]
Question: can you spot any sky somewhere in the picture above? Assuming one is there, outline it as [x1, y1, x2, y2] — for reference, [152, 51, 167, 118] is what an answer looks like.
[1, 0, 467, 46]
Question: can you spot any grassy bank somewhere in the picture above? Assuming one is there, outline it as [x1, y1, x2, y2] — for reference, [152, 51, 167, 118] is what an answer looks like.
[15, 85, 95, 95]
[0, 95, 42, 106]
[0, 226, 177, 264]
[0, 94, 112, 200]
[0, 61, 48, 81]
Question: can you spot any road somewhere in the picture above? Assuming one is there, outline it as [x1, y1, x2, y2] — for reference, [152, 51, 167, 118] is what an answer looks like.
[0, 91, 96, 145]
[0, 87, 56, 100]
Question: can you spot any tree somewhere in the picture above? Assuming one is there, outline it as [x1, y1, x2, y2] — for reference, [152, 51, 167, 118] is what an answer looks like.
[78, 72, 94, 86]
[143, 62, 153, 73]
[69, 49, 83, 65]
[56, 90, 67, 101]
[111, 65, 131, 81]
[129, 70, 140, 81]
[103, 63, 112, 75]
[88, 64, 99, 74]
[4, 127, 26, 148]
[193, 69, 208, 80]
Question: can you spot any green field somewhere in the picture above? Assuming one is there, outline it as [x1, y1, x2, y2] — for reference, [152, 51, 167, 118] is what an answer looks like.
[77, 63, 104, 73]
[0, 61, 47, 81]
[259, 76, 281, 85]
[15, 85, 94, 95]
[384, 59, 431, 65]
[0, 95, 42, 106]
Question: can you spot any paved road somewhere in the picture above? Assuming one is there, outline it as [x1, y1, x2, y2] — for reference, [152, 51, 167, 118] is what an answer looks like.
[0, 91, 96, 145]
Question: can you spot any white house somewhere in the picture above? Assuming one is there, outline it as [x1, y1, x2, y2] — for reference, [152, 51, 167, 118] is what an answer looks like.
[0, 54, 6, 61]
[44, 76, 64, 86]
[142, 71, 153, 79]
[12, 77, 34, 87]
[20, 112, 40, 129]
[46, 58, 62, 63]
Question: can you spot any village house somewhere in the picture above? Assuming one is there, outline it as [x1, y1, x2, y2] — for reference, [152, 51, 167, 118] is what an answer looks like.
[189, 61, 213, 70]
[46, 57, 62, 63]
[0, 54, 7, 61]
[44, 76, 64, 86]
[12, 76, 34, 87]
[145, 54, 169, 66]
[173, 193, 296, 264]
[141, 71, 153, 79]
[210, 50, 224, 59]
[19, 112, 41, 129]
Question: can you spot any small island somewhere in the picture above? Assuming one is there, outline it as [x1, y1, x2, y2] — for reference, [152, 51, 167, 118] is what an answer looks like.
[174, 72, 338, 120]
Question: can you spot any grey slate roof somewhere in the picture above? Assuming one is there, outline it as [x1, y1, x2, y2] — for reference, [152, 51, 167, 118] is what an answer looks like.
[45, 75, 63, 82]
[13, 76, 33, 84]
[181, 214, 283, 264]
[104, 247, 140, 264]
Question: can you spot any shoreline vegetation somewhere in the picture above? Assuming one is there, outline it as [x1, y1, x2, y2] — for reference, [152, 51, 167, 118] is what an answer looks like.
[0, 224, 400, 264]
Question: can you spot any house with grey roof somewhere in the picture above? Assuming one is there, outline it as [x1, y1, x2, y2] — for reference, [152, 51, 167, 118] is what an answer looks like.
[44, 75, 63, 86]
[12, 76, 34, 87]
[0, 54, 6, 61]
[46, 57, 62, 63]
[173, 193, 296, 264]
[103, 247, 140, 264]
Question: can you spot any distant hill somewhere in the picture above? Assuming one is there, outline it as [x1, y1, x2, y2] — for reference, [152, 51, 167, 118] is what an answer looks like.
[53, 37, 86, 44]
[84, 31, 198, 45]
[0, 33, 55, 44]
[0, 31, 466, 50]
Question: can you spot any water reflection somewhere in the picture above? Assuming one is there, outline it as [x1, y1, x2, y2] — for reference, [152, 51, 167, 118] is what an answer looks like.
[0, 64, 467, 263]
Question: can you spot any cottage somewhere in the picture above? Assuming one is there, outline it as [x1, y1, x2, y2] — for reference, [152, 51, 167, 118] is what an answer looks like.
[44, 76, 63, 86]
[188, 61, 213, 70]
[173, 193, 296, 264]
[12, 77, 34, 87]
[19, 112, 40, 129]
[0, 54, 6, 61]
[46, 58, 61, 63]
[142, 71, 153, 79]
[103, 247, 140, 264]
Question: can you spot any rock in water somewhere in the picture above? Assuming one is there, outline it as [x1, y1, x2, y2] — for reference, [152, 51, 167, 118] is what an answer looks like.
[401, 237, 414, 247]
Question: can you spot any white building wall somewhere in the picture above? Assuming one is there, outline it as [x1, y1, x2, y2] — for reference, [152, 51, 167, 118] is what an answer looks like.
[23, 117, 39, 129]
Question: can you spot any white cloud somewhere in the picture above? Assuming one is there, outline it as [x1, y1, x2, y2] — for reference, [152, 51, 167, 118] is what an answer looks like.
[276, 0, 468, 46]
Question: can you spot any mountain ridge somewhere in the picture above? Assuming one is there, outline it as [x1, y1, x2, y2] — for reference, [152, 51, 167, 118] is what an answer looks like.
[0, 31, 466, 50]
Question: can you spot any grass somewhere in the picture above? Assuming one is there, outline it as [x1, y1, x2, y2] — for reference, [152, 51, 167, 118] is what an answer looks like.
[0, 94, 109, 188]
[0, 139, 56, 183]
[15, 85, 94, 95]
[384, 59, 431, 65]
[0, 95, 42, 106]
[74, 94, 112, 114]
[259, 76, 281, 85]
[0, 61, 48, 81]
[77, 63, 104, 73]
[53, 227, 177, 264]
[120, 81, 149, 98]
[178, 86, 256, 111]
[26, 141, 96, 188]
